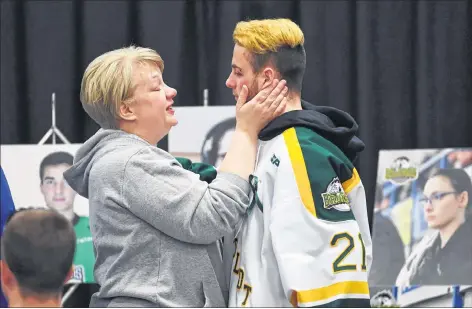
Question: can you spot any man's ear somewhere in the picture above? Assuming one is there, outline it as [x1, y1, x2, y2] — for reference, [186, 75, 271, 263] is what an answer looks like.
[1, 259, 15, 293]
[260, 67, 277, 89]
[64, 266, 74, 283]
[118, 101, 137, 121]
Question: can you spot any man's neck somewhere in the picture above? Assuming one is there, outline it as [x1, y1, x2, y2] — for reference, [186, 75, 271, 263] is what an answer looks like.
[8, 294, 61, 308]
[282, 93, 302, 113]
[61, 210, 75, 222]
[439, 216, 465, 248]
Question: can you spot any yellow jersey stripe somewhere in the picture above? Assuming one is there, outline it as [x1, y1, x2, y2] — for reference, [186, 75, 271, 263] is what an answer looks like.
[342, 168, 360, 194]
[296, 281, 370, 304]
[283, 128, 317, 218]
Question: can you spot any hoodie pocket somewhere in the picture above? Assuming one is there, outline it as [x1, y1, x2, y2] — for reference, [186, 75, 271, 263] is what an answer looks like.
[201, 280, 226, 307]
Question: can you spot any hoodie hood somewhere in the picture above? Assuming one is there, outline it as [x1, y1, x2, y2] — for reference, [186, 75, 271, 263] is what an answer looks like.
[259, 100, 365, 163]
[63, 129, 144, 198]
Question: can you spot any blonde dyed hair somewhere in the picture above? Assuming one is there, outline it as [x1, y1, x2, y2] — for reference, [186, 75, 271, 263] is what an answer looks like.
[80, 46, 164, 129]
[233, 18, 304, 54]
[233, 18, 306, 92]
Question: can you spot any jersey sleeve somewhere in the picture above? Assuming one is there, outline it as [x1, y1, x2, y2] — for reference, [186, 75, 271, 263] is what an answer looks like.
[175, 157, 217, 184]
[270, 128, 372, 307]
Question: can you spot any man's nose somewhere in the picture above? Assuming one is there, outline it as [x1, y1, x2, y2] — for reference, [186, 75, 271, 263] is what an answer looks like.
[226, 76, 234, 89]
[55, 181, 65, 194]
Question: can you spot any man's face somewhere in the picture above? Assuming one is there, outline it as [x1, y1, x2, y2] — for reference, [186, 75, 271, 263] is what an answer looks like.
[226, 44, 265, 102]
[40, 164, 76, 215]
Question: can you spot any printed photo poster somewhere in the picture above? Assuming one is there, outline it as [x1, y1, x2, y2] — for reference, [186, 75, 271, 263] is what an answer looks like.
[369, 148, 472, 288]
[370, 285, 472, 307]
[168, 106, 236, 166]
[0, 144, 95, 284]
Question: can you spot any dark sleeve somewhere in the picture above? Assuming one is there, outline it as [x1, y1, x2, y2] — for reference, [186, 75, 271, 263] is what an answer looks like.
[175, 157, 217, 184]
[370, 214, 405, 285]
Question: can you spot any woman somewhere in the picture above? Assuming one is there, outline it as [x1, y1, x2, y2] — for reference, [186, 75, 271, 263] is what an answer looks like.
[396, 168, 472, 286]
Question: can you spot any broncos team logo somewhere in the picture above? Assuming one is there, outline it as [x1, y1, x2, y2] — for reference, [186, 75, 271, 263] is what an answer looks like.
[67, 265, 85, 284]
[371, 290, 397, 307]
[385, 156, 418, 184]
[321, 178, 350, 211]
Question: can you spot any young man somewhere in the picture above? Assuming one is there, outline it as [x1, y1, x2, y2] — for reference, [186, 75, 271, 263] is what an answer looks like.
[1, 208, 76, 307]
[39, 152, 78, 222]
[200, 117, 236, 167]
[224, 19, 373, 307]
[39, 151, 94, 283]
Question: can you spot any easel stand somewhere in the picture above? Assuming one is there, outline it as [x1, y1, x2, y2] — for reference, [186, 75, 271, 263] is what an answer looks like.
[37, 93, 78, 305]
[38, 93, 70, 145]
[203, 88, 209, 107]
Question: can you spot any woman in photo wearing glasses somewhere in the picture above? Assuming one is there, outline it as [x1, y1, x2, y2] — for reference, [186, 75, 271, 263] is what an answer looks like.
[396, 168, 472, 286]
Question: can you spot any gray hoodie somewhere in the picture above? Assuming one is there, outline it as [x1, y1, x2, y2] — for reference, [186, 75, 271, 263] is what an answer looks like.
[63, 129, 250, 307]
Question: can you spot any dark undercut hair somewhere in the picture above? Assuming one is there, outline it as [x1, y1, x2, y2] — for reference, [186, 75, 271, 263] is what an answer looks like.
[250, 45, 306, 93]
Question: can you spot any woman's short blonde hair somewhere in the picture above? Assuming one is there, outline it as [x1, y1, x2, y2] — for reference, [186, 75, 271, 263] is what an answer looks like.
[80, 46, 164, 129]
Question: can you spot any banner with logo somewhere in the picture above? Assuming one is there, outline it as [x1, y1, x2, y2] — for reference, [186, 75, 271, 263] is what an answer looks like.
[369, 148, 472, 288]
[168, 106, 236, 165]
[0, 144, 95, 284]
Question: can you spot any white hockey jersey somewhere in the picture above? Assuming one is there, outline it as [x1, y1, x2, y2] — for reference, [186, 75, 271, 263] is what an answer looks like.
[226, 104, 373, 308]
